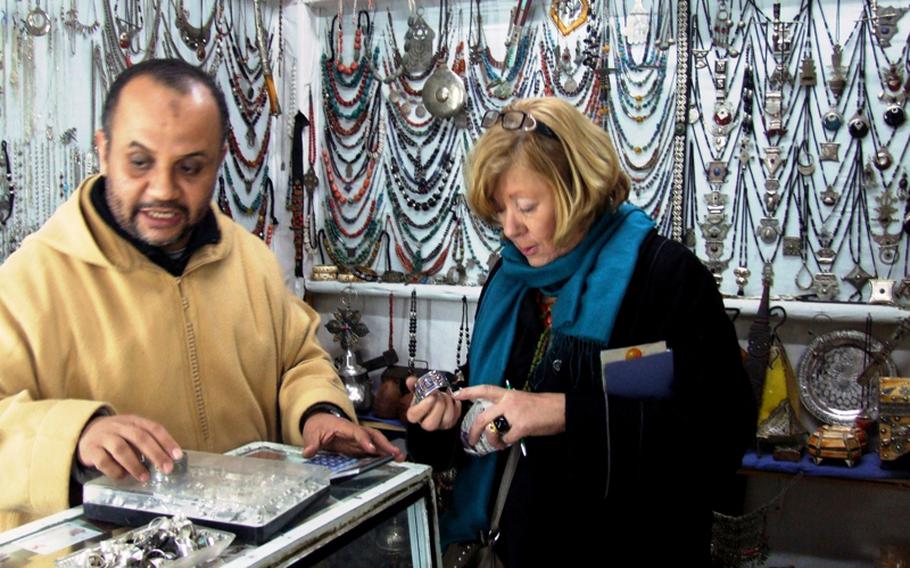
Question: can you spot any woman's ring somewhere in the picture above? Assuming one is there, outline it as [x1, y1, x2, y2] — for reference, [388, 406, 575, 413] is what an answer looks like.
[490, 415, 511, 434]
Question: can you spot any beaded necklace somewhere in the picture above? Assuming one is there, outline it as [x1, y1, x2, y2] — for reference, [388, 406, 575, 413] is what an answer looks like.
[173, 0, 219, 60]
[326, 189, 384, 236]
[321, 224, 384, 269]
[525, 290, 553, 388]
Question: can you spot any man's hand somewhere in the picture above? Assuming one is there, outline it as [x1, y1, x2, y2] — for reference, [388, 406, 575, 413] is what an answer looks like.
[77, 415, 183, 482]
[301, 413, 404, 461]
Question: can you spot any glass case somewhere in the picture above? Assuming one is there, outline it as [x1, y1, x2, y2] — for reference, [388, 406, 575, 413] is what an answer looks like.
[0, 459, 440, 567]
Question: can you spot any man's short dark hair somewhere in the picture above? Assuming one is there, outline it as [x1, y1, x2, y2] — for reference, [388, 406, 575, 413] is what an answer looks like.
[101, 58, 230, 147]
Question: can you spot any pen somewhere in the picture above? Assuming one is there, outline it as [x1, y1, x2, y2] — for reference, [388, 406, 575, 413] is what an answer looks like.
[504, 379, 528, 457]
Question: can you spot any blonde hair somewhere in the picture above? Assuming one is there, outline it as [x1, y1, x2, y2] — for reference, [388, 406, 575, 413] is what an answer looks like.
[465, 97, 630, 249]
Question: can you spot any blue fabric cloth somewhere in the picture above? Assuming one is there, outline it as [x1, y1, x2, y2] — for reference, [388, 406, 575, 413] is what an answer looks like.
[742, 450, 910, 480]
[441, 204, 655, 546]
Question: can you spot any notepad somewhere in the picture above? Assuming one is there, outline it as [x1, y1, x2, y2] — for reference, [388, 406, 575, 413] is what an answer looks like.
[601, 341, 675, 399]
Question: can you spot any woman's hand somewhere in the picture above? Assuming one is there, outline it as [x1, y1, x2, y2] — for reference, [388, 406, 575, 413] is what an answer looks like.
[404, 375, 462, 431]
[455, 385, 566, 449]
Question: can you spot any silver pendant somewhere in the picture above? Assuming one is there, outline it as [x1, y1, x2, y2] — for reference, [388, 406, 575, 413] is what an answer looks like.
[24, 5, 52, 36]
[873, 5, 909, 47]
[796, 147, 815, 176]
[704, 239, 726, 260]
[813, 273, 839, 301]
[884, 103, 906, 128]
[402, 11, 436, 73]
[819, 142, 841, 162]
[706, 161, 729, 185]
[823, 108, 844, 132]
[764, 189, 781, 212]
[734, 265, 750, 295]
[863, 161, 879, 189]
[705, 260, 730, 287]
[763, 147, 784, 177]
[714, 1, 733, 48]
[692, 49, 709, 69]
[764, 91, 783, 116]
[876, 191, 897, 228]
[829, 45, 847, 99]
[848, 109, 870, 138]
[874, 148, 894, 171]
[700, 216, 731, 240]
[873, 231, 901, 264]
[843, 265, 873, 292]
[821, 186, 840, 206]
[758, 217, 780, 243]
[783, 237, 802, 257]
[705, 191, 728, 211]
[799, 55, 817, 86]
[869, 279, 896, 305]
[816, 247, 837, 268]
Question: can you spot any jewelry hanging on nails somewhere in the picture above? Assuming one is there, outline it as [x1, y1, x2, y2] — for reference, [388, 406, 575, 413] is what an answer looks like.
[408, 290, 418, 375]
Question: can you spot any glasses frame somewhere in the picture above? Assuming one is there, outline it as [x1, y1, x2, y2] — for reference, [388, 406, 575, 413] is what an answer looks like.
[480, 110, 558, 140]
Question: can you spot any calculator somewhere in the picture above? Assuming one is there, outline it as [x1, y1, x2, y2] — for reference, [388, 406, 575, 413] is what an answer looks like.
[231, 442, 394, 483]
[306, 452, 393, 481]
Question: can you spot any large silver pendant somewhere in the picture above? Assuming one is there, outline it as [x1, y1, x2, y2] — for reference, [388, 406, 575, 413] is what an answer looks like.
[402, 11, 436, 73]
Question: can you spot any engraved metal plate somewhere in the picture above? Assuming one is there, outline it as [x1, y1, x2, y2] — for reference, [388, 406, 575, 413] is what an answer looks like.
[783, 236, 802, 257]
[797, 330, 898, 425]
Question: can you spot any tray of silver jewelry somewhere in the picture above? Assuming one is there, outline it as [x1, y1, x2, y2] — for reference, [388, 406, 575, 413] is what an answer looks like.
[55, 514, 234, 567]
[82, 450, 331, 544]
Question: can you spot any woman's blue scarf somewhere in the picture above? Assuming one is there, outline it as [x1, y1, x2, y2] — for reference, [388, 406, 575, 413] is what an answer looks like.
[441, 203, 655, 546]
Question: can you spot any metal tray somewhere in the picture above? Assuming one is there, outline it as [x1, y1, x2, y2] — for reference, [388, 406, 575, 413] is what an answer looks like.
[797, 330, 897, 425]
[82, 450, 331, 544]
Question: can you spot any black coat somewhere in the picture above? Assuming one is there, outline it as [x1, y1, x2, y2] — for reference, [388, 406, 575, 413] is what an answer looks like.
[410, 231, 756, 566]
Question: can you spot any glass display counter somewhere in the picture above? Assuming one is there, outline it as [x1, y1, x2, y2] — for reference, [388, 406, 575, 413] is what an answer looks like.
[0, 461, 440, 567]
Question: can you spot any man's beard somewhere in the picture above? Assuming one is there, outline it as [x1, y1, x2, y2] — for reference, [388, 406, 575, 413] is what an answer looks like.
[106, 189, 193, 249]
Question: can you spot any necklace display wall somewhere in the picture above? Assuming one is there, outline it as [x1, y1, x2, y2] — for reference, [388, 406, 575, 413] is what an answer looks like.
[0, 0, 294, 266]
[689, 0, 910, 301]
[311, 0, 910, 307]
[310, 0, 690, 287]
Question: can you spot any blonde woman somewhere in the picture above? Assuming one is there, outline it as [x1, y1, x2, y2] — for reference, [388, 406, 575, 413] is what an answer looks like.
[407, 97, 755, 566]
